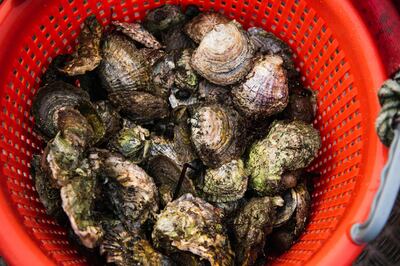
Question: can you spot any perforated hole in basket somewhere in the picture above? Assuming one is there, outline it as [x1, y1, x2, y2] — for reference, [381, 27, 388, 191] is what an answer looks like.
[0, 0, 364, 265]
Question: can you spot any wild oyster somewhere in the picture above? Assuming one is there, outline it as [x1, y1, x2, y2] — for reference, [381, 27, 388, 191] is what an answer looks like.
[184, 12, 230, 43]
[152, 193, 234, 265]
[162, 26, 195, 52]
[284, 87, 317, 123]
[191, 21, 254, 85]
[144, 5, 186, 33]
[100, 221, 173, 266]
[248, 27, 299, 85]
[190, 104, 246, 168]
[61, 16, 103, 76]
[94, 100, 122, 142]
[32, 81, 105, 143]
[108, 120, 150, 163]
[99, 34, 152, 93]
[174, 49, 199, 93]
[247, 120, 321, 196]
[198, 80, 231, 105]
[31, 155, 63, 219]
[201, 159, 248, 203]
[232, 55, 289, 119]
[90, 150, 159, 231]
[112, 21, 163, 49]
[233, 196, 283, 266]
[60, 159, 103, 248]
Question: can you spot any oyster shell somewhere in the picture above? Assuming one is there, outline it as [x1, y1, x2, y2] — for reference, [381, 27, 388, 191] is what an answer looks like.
[293, 183, 311, 236]
[100, 221, 173, 266]
[99, 34, 152, 93]
[162, 26, 195, 52]
[40, 54, 74, 86]
[248, 27, 299, 85]
[94, 100, 122, 142]
[190, 104, 246, 168]
[31, 155, 63, 219]
[108, 90, 170, 123]
[151, 51, 178, 97]
[202, 159, 248, 202]
[198, 80, 231, 105]
[169, 88, 198, 109]
[268, 230, 295, 254]
[175, 49, 199, 93]
[184, 12, 230, 43]
[109, 121, 150, 163]
[61, 16, 102, 76]
[61, 159, 103, 248]
[274, 189, 298, 227]
[232, 55, 289, 119]
[191, 21, 254, 85]
[152, 193, 234, 265]
[247, 120, 321, 196]
[284, 87, 317, 123]
[90, 150, 159, 231]
[144, 5, 185, 33]
[147, 155, 197, 206]
[233, 196, 282, 266]
[112, 21, 162, 49]
[32, 81, 105, 143]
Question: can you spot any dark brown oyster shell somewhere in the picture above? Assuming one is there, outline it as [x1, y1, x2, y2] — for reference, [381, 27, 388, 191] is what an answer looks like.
[108, 90, 170, 123]
[112, 21, 163, 49]
[61, 16, 103, 76]
[162, 26, 196, 52]
[99, 34, 152, 93]
[232, 55, 289, 119]
[198, 80, 232, 105]
[184, 12, 230, 43]
[144, 5, 186, 33]
[284, 87, 317, 123]
[94, 100, 122, 143]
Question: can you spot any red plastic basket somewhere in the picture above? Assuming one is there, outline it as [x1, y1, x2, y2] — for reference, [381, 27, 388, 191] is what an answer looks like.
[0, 0, 388, 265]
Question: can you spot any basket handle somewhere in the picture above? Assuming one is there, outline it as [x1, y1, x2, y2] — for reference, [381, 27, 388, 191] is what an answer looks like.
[350, 124, 400, 243]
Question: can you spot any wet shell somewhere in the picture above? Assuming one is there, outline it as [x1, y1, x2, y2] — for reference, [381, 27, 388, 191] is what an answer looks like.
[90, 150, 159, 231]
[190, 104, 246, 168]
[274, 189, 298, 227]
[198, 80, 232, 105]
[152, 193, 234, 265]
[61, 16, 103, 76]
[144, 5, 186, 33]
[248, 27, 299, 85]
[293, 183, 311, 236]
[174, 49, 199, 93]
[202, 159, 248, 202]
[108, 90, 170, 123]
[191, 22, 254, 85]
[61, 160, 103, 248]
[109, 121, 150, 162]
[99, 34, 152, 93]
[247, 120, 321, 196]
[232, 55, 289, 119]
[161, 26, 196, 52]
[284, 87, 317, 123]
[32, 81, 104, 142]
[151, 51, 178, 97]
[184, 12, 230, 43]
[40, 54, 74, 86]
[94, 100, 122, 142]
[112, 21, 163, 49]
[233, 196, 281, 266]
[169, 88, 198, 109]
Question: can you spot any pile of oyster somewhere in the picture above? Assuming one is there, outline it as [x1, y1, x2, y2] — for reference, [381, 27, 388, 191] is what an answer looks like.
[31, 5, 321, 266]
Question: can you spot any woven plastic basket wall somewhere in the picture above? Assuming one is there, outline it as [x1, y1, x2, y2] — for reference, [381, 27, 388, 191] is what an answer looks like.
[0, 0, 387, 265]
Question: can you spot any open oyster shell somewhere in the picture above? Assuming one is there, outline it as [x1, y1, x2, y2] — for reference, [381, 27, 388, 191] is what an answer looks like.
[152, 193, 234, 266]
[232, 55, 289, 119]
[184, 12, 230, 43]
[202, 159, 248, 203]
[190, 104, 246, 168]
[247, 120, 321, 196]
[61, 16, 103, 76]
[61, 159, 103, 248]
[191, 21, 254, 85]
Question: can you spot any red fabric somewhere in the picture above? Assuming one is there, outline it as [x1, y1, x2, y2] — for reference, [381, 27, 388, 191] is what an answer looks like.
[353, 0, 400, 77]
